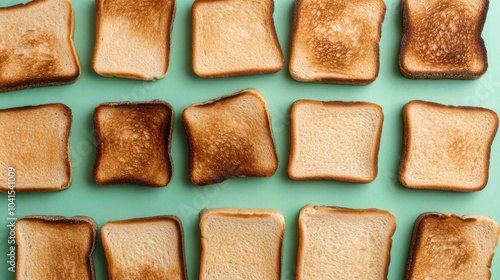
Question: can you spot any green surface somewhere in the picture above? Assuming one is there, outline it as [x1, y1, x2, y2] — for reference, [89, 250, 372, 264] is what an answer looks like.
[1, 0, 500, 279]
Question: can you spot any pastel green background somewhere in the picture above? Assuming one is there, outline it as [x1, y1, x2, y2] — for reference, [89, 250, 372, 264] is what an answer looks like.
[1, 0, 499, 279]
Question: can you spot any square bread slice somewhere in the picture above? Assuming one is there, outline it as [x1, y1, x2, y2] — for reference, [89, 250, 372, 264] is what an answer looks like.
[101, 216, 187, 280]
[289, 0, 386, 84]
[15, 216, 97, 280]
[405, 212, 500, 279]
[0, 0, 81, 92]
[0, 103, 72, 192]
[399, 0, 489, 79]
[93, 0, 176, 80]
[399, 100, 498, 192]
[199, 208, 285, 280]
[93, 100, 174, 187]
[182, 89, 278, 186]
[297, 205, 396, 280]
[288, 100, 384, 183]
[192, 0, 284, 78]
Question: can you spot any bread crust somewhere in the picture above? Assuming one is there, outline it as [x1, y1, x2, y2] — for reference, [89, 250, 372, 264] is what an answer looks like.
[0, 0, 81, 92]
[399, 100, 498, 191]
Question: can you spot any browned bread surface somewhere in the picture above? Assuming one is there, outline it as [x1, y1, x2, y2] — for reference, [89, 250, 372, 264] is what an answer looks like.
[15, 215, 97, 280]
[289, 0, 386, 84]
[0, 103, 72, 192]
[0, 0, 81, 92]
[93, 100, 174, 187]
[183, 89, 278, 186]
[399, 100, 498, 191]
[405, 212, 500, 279]
[399, 0, 489, 79]
[93, 0, 176, 80]
[101, 216, 187, 280]
[192, 0, 284, 78]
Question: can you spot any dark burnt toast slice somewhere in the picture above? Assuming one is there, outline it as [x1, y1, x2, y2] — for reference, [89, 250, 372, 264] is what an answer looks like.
[183, 89, 278, 186]
[399, 0, 489, 79]
[93, 100, 174, 187]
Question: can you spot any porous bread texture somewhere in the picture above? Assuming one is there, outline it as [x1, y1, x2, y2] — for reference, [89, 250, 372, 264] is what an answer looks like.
[0, 103, 72, 192]
[405, 212, 500, 279]
[93, 0, 176, 80]
[399, 0, 489, 79]
[297, 205, 396, 280]
[399, 100, 498, 192]
[199, 208, 285, 280]
[93, 100, 174, 187]
[183, 89, 278, 186]
[0, 0, 81, 92]
[289, 0, 386, 84]
[288, 100, 383, 183]
[192, 0, 284, 77]
[15, 216, 97, 280]
[101, 216, 187, 280]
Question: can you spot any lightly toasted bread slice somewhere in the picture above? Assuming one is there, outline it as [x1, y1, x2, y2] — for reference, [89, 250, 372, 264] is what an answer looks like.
[15, 215, 97, 280]
[399, 100, 498, 192]
[192, 0, 284, 78]
[289, 0, 386, 84]
[183, 89, 278, 186]
[0, 103, 72, 192]
[93, 0, 176, 80]
[199, 208, 285, 280]
[93, 100, 174, 187]
[101, 216, 187, 280]
[405, 212, 500, 279]
[288, 100, 384, 183]
[399, 0, 489, 79]
[0, 0, 81, 92]
[297, 205, 396, 280]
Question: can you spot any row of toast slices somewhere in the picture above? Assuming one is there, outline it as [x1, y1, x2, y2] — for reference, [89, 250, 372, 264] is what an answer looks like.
[0, 0, 490, 92]
[13, 206, 500, 279]
[0, 88, 498, 192]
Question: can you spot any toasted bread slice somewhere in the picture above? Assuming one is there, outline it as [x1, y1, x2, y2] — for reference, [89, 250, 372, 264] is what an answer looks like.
[101, 216, 187, 280]
[399, 100, 498, 191]
[199, 208, 285, 280]
[0, 103, 72, 192]
[93, 0, 176, 80]
[16, 215, 97, 280]
[93, 100, 174, 187]
[405, 212, 500, 279]
[183, 89, 278, 185]
[289, 0, 386, 84]
[192, 0, 284, 78]
[288, 100, 384, 183]
[399, 0, 489, 79]
[297, 205, 396, 280]
[0, 0, 81, 92]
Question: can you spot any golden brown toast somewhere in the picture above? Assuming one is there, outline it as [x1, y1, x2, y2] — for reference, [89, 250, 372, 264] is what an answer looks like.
[0, 0, 81, 92]
[399, 0, 489, 79]
[93, 100, 174, 187]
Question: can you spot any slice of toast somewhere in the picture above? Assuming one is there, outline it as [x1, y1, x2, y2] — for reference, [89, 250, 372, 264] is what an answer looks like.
[0, 0, 81, 92]
[192, 0, 284, 78]
[199, 208, 285, 280]
[16, 215, 97, 280]
[93, 100, 174, 187]
[399, 0, 489, 79]
[288, 100, 384, 183]
[101, 216, 187, 280]
[182, 89, 278, 186]
[399, 100, 498, 192]
[297, 205, 396, 280]
[405, 212, 500, 279]
[289, 0, 386, 84]
[0, 103, 72, 192]
[93, 0, 176, 80]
